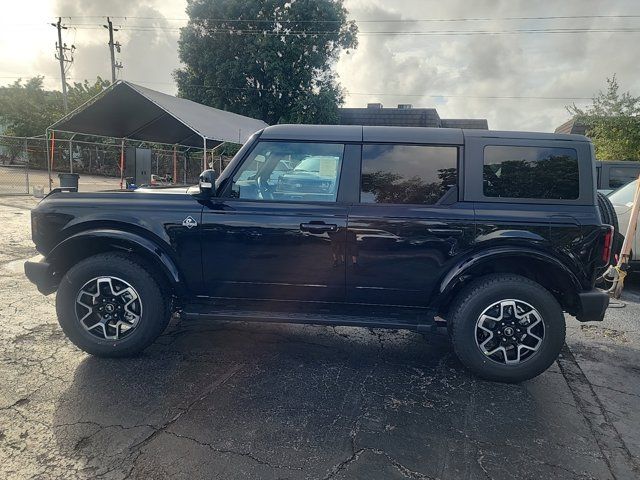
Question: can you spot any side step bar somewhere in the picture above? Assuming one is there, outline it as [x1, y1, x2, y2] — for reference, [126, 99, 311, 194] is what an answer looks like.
[181, 303, 446, 334]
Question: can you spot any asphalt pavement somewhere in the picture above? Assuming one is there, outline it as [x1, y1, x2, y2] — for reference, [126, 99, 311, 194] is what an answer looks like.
[1, 196, 639, 479]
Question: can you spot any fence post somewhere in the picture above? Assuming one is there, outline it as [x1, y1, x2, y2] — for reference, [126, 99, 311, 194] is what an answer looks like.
[24, 138, 29, 195]
[173, 145, 177, 184]
[183, 154, 187, 184]
[69, 138, 73, 174]
[46, 131, 52, 192]
[119, 139, 125, 190]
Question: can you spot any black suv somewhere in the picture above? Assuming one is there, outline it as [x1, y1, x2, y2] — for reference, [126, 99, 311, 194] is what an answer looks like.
[25, 125, 613, 383]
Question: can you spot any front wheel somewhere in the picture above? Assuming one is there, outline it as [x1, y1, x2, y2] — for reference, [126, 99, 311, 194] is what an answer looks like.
[56, 253, 171, 357]
[449, 274, 565, 383]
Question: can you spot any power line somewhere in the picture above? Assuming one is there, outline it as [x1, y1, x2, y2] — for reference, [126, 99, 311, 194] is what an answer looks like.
[0, 75, 595, 101]
[44, 23, 640, 36]
[47, 14, 640, 23]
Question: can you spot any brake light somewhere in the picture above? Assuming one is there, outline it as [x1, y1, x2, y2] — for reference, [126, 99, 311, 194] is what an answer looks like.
[602, 226, 614, 263]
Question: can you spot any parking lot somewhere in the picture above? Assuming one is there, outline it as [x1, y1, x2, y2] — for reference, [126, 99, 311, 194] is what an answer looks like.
[1, 196, 639, 480]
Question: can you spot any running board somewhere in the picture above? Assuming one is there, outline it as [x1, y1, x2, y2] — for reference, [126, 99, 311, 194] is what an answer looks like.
[181, 302, 444, 333]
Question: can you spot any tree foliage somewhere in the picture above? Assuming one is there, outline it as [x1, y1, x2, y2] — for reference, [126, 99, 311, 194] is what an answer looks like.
[0, 77, 110, 137]
[175, 0, 358, 125]
[568, 75, 640, 160]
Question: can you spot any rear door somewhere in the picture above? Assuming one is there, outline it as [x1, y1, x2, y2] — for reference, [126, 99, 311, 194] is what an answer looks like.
[200, 140, 359, 302]
[346, 142, 475, 307]
[464, 136, 596, 280]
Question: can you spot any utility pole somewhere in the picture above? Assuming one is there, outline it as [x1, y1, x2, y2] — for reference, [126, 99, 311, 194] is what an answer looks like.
[51, 17, 74, 113]
[104, 17, 123, 83]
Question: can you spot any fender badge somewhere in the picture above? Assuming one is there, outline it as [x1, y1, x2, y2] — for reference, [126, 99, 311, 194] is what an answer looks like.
[182, 216, 198, 229]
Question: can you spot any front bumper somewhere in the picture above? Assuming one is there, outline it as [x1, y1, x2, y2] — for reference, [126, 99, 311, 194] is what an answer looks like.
[24, 259, 57, 295]
[575, 288, 609, 322]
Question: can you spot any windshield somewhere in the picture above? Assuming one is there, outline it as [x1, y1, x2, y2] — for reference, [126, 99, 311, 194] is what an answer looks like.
[609, 179, 638, 205]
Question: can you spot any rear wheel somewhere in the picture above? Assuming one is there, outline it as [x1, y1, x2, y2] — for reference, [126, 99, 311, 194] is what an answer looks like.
[56, 253, 171, 357]
[449, 274, 565, 383]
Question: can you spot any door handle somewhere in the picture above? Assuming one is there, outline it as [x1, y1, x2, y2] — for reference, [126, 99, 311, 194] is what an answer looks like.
[426, 228, 464, 237]
[300, 222, 338, 234]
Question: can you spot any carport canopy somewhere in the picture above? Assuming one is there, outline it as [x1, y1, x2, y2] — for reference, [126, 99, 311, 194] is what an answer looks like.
[48, 80, 268, 148]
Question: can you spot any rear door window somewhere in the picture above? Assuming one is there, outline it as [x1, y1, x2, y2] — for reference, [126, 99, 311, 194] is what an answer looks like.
[360, 144, 458, 205]
[483, 145, 579, 200]
[608, 166, 640, 189]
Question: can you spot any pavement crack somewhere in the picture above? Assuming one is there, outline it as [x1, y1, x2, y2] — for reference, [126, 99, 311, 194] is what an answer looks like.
[590, 382, 640, 399]
[558, 344, 640, 479]
[163, 430, 303, 470]
[321, 447, 366, 479]
[124, 364, 243, 460]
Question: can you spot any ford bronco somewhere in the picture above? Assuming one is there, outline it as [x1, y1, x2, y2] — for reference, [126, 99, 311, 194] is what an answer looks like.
[25, 125, 613, 383]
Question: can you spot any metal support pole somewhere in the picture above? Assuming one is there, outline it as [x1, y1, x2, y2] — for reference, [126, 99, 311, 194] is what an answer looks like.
[173, 145, 177, 184]
[119, 139, 125, 189]
[24, 138, 29, 194]
[48, 130, 55, 191]
[68, 137, 73, 173]
[203, 138, 207, 172]
[183, 152, 187, 185]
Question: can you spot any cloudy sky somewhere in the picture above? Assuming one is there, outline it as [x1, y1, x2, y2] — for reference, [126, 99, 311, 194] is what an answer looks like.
[2, 0, 639, 131]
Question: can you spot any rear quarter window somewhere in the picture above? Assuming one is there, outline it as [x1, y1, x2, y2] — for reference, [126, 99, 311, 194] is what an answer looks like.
[483, 145, 579, 200]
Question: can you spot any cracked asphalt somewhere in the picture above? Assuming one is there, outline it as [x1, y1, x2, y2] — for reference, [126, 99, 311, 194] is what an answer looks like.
[1, 196, 640, 479]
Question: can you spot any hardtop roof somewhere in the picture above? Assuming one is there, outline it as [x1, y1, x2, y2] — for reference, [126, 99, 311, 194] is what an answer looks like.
[260, 124, 589, 144]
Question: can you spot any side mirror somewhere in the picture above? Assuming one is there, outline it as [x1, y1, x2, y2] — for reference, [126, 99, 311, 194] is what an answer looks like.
[199, 169, 218, 197]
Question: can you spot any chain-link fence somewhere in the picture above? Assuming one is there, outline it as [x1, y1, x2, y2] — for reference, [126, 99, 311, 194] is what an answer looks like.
[0, 135, 232, 195]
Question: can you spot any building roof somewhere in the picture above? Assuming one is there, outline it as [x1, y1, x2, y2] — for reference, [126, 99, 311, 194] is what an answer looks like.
[338, 105, 488, 129]
[555, 118, 589, 135]
[440, 118, 489, 129]
[49, 81, 268, 147]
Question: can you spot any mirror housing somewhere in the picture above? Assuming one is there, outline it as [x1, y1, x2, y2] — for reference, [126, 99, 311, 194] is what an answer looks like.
[199, 169, 218, 197]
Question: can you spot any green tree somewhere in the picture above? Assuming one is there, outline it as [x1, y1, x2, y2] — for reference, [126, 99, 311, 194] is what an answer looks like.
[0, 76, 110, 137]
[568, 75, 640, 160]
[66, 78, 111, 111]
[175, 0, 358, 125]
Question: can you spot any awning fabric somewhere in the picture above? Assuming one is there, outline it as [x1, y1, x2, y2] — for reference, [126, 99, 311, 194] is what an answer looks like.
[49, 81, 268, 148]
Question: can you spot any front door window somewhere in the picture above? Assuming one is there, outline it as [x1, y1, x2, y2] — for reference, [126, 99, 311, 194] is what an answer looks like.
[229, 142, 344, 202]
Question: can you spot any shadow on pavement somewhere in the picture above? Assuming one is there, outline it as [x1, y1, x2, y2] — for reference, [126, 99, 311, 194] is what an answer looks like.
[52, 321, 613, 479]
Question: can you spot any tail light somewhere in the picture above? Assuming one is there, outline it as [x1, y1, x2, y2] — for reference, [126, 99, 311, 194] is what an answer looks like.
[602, 226, 614, 263]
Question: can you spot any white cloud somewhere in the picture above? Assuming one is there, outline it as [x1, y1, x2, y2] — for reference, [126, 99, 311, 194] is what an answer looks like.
[337, 0, 640, 131]
[3, 0, 640, 131]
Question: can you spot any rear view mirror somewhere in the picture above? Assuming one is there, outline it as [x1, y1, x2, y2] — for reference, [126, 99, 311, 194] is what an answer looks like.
[199, 169, 218, 197]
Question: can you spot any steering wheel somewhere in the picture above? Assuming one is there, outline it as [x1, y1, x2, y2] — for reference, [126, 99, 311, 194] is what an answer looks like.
[256, 175, 274, 200]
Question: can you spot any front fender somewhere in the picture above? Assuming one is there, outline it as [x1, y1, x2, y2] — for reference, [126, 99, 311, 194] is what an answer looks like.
[439, 247, 583, 299]
[47, 229, 185, 295]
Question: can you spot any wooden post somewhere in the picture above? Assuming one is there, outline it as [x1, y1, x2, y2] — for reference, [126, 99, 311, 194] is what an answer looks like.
[612, 175, 640, 298]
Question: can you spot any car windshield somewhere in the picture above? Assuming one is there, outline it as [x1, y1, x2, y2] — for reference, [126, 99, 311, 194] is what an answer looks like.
[293, 156, 339, 174]
[609, 179, 638, 205]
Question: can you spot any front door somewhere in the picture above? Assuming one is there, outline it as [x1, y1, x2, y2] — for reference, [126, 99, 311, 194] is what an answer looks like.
[200, 140, 354, 303]
[346, 143, 475, 307]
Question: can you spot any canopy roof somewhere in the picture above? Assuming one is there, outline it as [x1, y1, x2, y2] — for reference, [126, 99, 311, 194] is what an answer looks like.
[49, 81, 268, 148]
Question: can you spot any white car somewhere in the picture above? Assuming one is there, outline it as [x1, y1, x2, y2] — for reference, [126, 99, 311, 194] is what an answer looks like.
[609, 179, 639, 264]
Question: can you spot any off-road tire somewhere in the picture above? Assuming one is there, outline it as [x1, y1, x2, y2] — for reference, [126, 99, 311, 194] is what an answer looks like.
[449, 274, 565, 383]
[56, 252, 171, 357]
[597, 191, 618, 233]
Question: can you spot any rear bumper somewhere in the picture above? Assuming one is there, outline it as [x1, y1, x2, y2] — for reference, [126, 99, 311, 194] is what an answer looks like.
[575, 288, 609, 322]
[24, 259, 57, 295]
